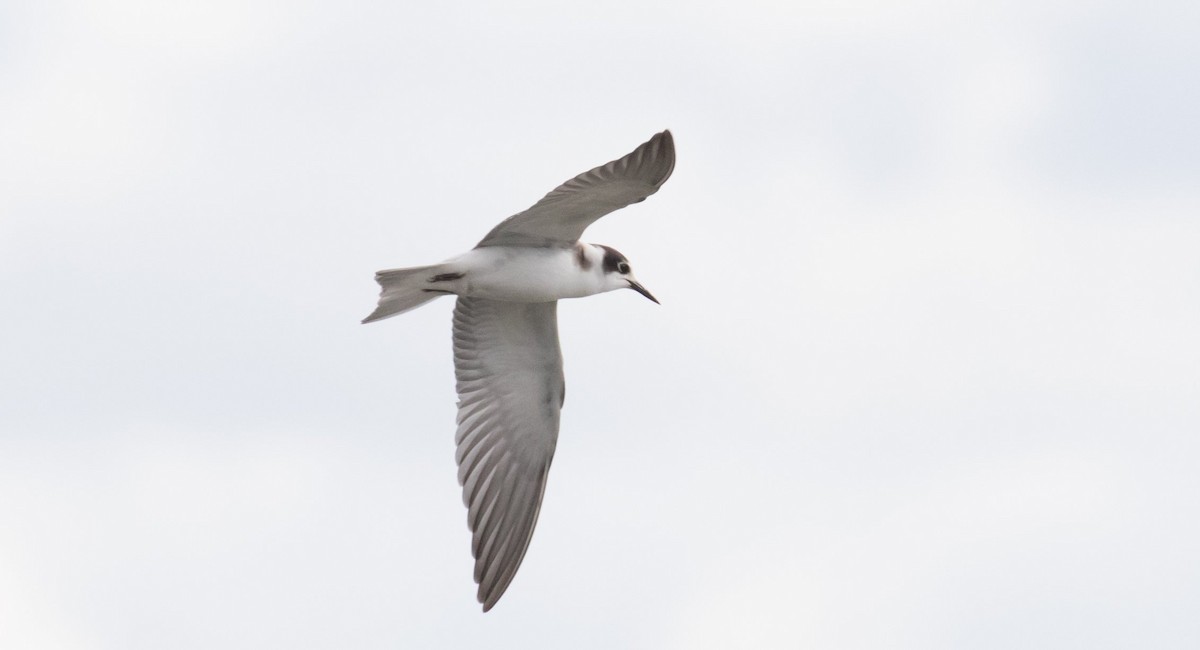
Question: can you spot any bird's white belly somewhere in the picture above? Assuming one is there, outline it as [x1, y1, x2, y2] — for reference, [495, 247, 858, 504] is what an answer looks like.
[450, 247, 600, 302]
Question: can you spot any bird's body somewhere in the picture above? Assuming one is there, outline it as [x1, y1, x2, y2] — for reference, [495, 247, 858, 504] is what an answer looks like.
[425, 244, 613, 303]
[363, 130, 675, 611]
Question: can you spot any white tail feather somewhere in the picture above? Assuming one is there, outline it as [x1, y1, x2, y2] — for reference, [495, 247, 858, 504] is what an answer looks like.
[362, 265, 449, 323]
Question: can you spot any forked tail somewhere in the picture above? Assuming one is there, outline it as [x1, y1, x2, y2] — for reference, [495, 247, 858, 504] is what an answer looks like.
[361, 265, 452, 323]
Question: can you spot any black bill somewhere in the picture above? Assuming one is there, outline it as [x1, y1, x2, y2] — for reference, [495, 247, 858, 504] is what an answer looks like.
[628, 280, 660, 304]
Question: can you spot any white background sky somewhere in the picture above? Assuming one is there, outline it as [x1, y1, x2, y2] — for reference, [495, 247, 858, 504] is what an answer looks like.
[2, 1, 1198, 648]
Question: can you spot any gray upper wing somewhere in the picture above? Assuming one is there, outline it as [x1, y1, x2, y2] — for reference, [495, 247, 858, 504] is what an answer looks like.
[477, 130, 675, 248]
[452, 297, 564, 611]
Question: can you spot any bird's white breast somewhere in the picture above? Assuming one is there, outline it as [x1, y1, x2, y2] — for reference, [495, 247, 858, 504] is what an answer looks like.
[448, 246, 603, 302]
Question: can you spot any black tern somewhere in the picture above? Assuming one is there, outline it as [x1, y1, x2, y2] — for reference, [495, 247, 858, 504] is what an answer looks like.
[363, 130, 675, 611]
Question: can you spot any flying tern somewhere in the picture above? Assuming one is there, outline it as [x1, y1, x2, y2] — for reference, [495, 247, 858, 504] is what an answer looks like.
[363, 130, 675, 610]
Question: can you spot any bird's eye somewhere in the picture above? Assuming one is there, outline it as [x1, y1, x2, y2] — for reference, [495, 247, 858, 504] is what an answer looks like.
[617, 262, 630, 274]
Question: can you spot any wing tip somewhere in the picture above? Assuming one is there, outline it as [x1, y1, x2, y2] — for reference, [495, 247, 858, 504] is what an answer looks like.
[645, 128, 676, 186]
[478, 578, 507, 612]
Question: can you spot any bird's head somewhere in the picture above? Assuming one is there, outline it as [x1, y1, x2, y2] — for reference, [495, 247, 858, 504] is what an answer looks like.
[596, 244, 658, 304]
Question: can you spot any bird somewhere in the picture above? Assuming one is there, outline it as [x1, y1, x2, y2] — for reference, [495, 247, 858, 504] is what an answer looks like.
[362, 130, 675, 611]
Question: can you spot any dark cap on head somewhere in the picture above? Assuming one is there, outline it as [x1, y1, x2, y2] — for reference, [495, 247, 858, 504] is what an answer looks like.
[598, 244, 628, 274]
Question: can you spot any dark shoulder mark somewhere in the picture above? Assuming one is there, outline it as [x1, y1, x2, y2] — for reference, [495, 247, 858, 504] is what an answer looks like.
[574, 244, 593, 271]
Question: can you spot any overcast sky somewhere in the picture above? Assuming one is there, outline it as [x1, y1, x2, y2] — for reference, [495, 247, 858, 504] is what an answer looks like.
[2, 1, 1198, 648]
